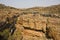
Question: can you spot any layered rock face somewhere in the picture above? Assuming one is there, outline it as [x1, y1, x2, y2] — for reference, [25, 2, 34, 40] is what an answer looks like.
[16, 12, 60, 40]
[17, 13, 47, 40]
[47, 18, 60, 40]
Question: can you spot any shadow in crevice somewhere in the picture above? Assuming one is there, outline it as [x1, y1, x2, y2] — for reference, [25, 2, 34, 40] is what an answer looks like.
[0, 14, 20, 40]
[0, 35, 7, 40]
[46, 27, 53, 40]
[6, 15, 19, 35]
[23, 26, 45, 33]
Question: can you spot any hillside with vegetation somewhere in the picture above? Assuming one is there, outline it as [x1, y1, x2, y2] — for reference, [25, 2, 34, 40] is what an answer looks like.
[0, 4, 60, 40]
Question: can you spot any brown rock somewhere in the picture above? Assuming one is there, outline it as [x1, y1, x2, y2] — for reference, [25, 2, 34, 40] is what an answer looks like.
[47, 18, 60, 40]
[19, 14, 47, 32]
[22, 29, 47, 40]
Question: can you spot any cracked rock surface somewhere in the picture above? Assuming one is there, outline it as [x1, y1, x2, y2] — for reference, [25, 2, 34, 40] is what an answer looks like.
[0, 4, 60, 40]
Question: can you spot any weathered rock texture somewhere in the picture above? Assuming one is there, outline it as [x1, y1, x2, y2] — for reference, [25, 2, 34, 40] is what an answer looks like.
[0, 4, 60, 40]
[16, 13, 47, 40]
[46, 18, 60, 40]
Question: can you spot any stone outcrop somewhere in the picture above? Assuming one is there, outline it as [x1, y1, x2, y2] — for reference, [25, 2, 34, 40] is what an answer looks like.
[19, 13, 47, 32]
[0, 12, 60, 40]
[46, 18, 60, 40]
[15, 12, 60, 40]
[0, 4, 60, 40]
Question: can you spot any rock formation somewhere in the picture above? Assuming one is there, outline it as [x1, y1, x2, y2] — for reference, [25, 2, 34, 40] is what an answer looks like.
[0, 4, 60, 40]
